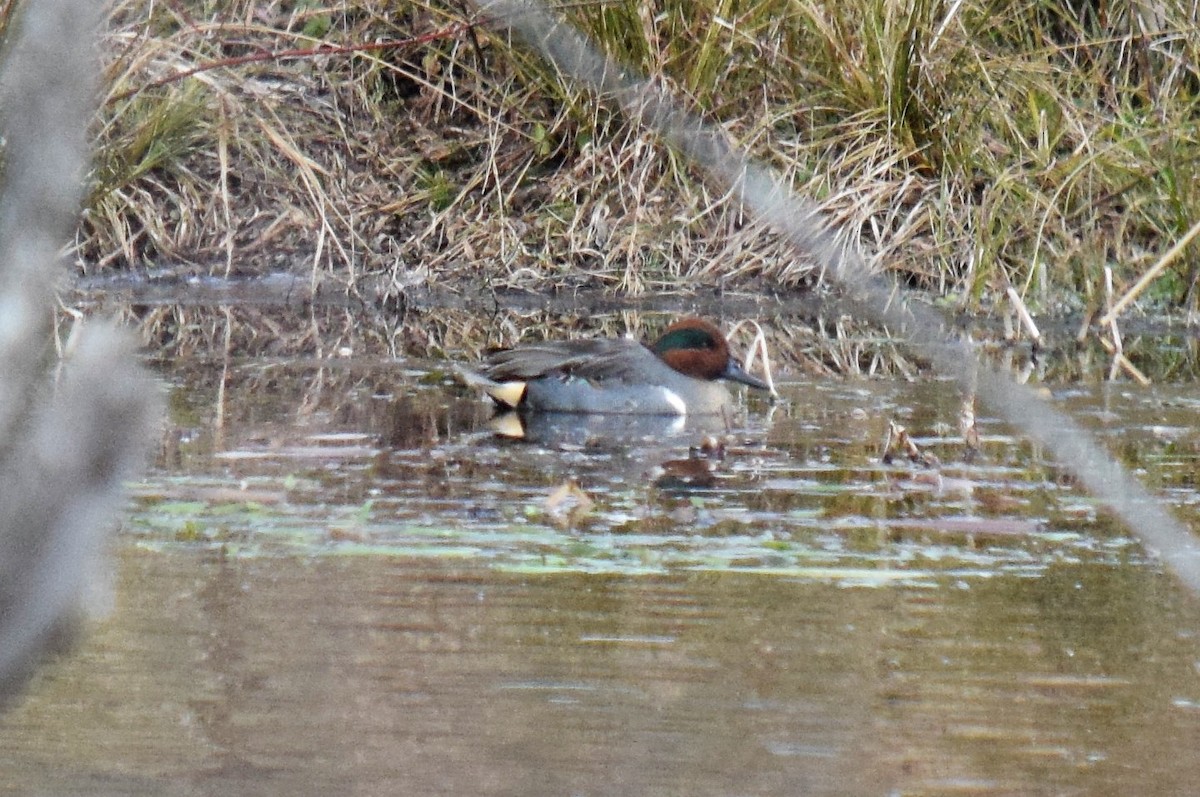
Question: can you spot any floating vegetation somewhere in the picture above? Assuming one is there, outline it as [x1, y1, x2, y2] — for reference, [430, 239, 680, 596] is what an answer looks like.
[122, 358, 1171, 584]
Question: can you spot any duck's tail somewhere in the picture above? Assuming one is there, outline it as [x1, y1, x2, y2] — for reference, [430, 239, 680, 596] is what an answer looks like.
[452, 365, 527, 410]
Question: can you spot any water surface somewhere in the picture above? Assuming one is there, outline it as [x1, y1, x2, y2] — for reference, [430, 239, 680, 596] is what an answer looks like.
[3, 357, 1200, 796]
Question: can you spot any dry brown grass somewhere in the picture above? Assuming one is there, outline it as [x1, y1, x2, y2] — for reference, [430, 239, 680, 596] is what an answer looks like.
[78, 0, 1200, 356]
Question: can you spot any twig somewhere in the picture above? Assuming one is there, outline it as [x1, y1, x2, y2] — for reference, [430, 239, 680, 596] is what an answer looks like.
[725, 319, 779, 398]
[1005, 285, 1041, 346]
[1098, 337, 1151, 385]
[1104, 265, 1121, 380]
[1099, 216, 1200, 326]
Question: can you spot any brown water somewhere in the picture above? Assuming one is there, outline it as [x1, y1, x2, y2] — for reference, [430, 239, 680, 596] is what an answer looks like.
[3, 356, 1200, 796]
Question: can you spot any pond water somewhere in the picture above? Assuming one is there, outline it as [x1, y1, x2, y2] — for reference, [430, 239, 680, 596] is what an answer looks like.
[3, 352, 1200, 795]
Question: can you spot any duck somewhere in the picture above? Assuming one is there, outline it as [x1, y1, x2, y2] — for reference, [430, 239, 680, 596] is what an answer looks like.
[463, 318, 771, 415]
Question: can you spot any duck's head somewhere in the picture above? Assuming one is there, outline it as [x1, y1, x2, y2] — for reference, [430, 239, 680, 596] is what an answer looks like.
[650, 318, 770, 390]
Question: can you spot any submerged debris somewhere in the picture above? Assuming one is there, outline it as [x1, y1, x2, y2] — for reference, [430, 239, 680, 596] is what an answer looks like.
[543, 479, 594, 530]
[880, 421, 940, 468]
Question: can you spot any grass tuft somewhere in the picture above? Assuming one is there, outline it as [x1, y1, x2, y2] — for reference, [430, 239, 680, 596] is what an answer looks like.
[78, 0, 1200, 324]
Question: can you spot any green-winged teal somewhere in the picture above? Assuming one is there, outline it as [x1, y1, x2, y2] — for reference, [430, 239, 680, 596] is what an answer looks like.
[465, 318, 770, 415]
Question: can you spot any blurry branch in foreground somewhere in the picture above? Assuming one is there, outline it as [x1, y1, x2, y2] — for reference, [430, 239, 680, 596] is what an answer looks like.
[0, 0, 161, 703]
[479, 0, 1200, 596]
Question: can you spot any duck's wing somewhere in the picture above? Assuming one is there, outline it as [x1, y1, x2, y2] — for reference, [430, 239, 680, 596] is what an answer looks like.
[482, 337, 659, 383]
